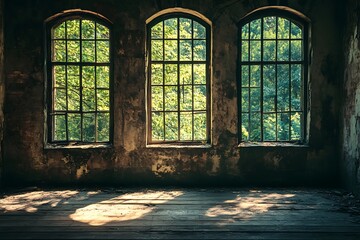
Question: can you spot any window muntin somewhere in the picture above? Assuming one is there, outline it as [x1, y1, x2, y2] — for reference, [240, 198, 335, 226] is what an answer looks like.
[148, 15, 210, 144]
[48, 16, 111, 143]
[240, 14, 306, 142]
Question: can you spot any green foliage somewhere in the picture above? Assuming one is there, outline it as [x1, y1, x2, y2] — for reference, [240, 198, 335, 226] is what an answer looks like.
[52, 18, 110, 142]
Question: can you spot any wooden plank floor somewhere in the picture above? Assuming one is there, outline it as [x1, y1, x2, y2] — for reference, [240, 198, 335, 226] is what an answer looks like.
[0, 188, 360, 239]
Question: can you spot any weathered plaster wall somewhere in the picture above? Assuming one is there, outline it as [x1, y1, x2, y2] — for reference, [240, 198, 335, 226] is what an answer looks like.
[341, 0, 360, 196]
[0, 0, 4, 188]
[3, 0, 343, 187]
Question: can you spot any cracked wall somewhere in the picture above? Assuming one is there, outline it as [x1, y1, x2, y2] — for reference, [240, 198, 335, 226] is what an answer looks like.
[3, 0, 344, 187]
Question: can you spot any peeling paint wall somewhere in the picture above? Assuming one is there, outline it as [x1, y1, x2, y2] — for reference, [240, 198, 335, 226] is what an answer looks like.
[3, 0, 343, 187]
[341, 0, 360, 196]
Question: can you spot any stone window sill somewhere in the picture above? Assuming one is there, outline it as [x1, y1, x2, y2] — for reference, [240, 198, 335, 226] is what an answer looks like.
[44, 143, 113, 150]
[238, 142, 309, 148]
[146, 144, 212, 149]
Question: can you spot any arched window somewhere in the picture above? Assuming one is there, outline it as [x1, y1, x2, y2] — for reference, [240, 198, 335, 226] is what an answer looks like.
[239, 8, 309, 143]
[147, 10, 211, 144]
[45, 11, 112, 144]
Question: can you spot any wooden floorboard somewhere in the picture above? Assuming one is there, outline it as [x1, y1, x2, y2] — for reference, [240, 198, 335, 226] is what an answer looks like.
[0, 188, 360, 239]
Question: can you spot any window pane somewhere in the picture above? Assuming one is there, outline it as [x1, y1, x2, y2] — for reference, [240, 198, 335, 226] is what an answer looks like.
[83, 66, 95, 88]
[151, 86, 163, 111]
[194, 21, 206, 39]
[53, 40, 66, 62]
[68, 113, 81, 141]
[68, 87, 80, 111]
[151, 21, 163, 39]
[54, 115, 66, 141]
[193, 40, 206, 61]
[97, 89, 109, 111]
[67, 40, 80, 62]
[291, 64, 302, 111]
[291, 22, 302, 39]
[165, 112, 178, 140]
[241, 23, 249, 39]
[291, 112, 301, 140]
[97, 40, 110, 63]
[54, 88, 66, 111]
[152, 112, 164, 140]
[241, 65, 249, 87]
[164, 64, 178, 85]
[277, 18, 290, 39]
[96, 23, 110, 39]
[249, 112, 261, 141]
[164, 86, 178, 111]
[291, 40, 302, 61]
[96, 66, 110, 88]
[263, 17, 276, 39]
[179, 64, 192, 84]
[180, 18, 192, 39]
[194, 64, 206, 84]
[194, 112, 206, 140]
[250, 19, 261, 39]
[54, 66, 66, 87]
[250, 88, 260, 111]
[180, 112, 192, 140]
[241, 113, 249, 141]
[180, 40, 192, 61]
[151, 40, 163, 61]
[83, 113, 95, 142]
[277, 40, 289, 61]
[277, 113, 290, 141]
[53, 22, 66, 39]
[263, 65, 276, 112]
[194, 85, 206, 110]
[180, 85, 192, 111]
[82, 40, 95, 62]
[277, 65, 290, 111]
[241, 40, 249, 61]
[241, 88, 249, 112]
[67, 20, 80, 39]
[250, 65, 260, 87]
[97, 113, 110, 142]
[164, 18, 177, 39]
[152, 64, 163, 85]
[250, 40, 261, 61]
[263, 113, 276, 141]
[263, 40, 276, 61]
[82, 20, 95, 39]
[165, 40, 178, 61]
[68, 66, 80, 87]
[83, 88, 95, 111]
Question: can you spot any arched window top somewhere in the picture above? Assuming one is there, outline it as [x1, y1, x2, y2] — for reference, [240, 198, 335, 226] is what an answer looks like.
[46, 9, 112, 27]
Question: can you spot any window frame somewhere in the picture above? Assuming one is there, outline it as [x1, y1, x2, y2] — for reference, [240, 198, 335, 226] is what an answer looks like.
[237, 8, 309, 144]
[44, 10, 114, 147]
[146, 12, 212, 146]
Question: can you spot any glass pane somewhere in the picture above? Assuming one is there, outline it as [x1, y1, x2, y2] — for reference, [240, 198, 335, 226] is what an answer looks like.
[165, 112, 178, 140]
[249, 112, 261, 141]
[263, 113, 276, 141]
[164, 86, 178, 111]
[97, 89, 109, 111]
[277, 40, 289, 61]
[97, 113, 110, 142]
[180, 40, 192, 61]
[277, 113, 290, 141]
[152, 112, 164, 140]
[82, 20, 95, 39]
[151, 40, 163, 61]
[241, 65, 249, 87]
[83, 66, 95, 88]
[250, 65, 260, 87]
[250, 19, 261, 39]
[54, 115, 66, 141]
[241, 113, 249, 141]
[193, 40, 206, 61]
[151, 86, 163, 111]
[241, 23, 249, 39]
[54, 88, 66, 111]
[68, 113, 81, 141]
[164, 64, 178, 85]
[151, 21, 163, 39]
[291, 22, 302, 39]
[241, 40, 249, 61]
[291, 64, 302, 111]
[291, 40, 302, 61]
[250, 88, 260, 111]
[250, 40, 261, 61]
[180, 112, 192, 140]
[54, 65, 66, 87]
[241, 88, 249, 112]
[82, 40, 95, 62]
[67, 40, 80, 62]
[179, 18, 192, 39]
[67, 87, 80, 111]
[179, 64, 192, 84]
[194, 64, 206, 84]
[96, 23, 110, 39]
[277, 17, 290, 39]
[53, 40, 66, 62]
[164, 18, 177, 39]
[291, 112, 301, 140]
[82, 88, 95, 111]
[97, 40, 110, 63]
[83, 113, 95, 142]
[193, 112, 206, 140]
[194, 85, 206, 110]
[165, 40, 178, 61]
[96, 66, 110, 88]
[263, 65, 276, 112]
[151, 64, 163, 85]
[277, 64, 290, 111]
[263, 17, 276, 39]
[67, 20, 80, 39]
[193, 21, 206, 39]
[53, 22, 66, 39]
[263, 40, 276, 61]
[68, 66, 80, 87]
[180, 85, 192, 111]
